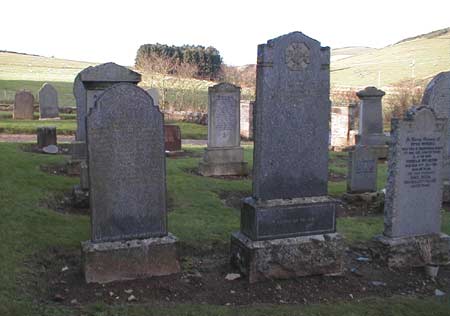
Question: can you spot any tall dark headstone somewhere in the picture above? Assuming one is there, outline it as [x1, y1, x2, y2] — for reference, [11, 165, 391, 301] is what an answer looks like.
[199, 82, 248, 176]
[373, 106, 450, 268]
[230, 32, 344, 283]
[81, 83, 179, 283]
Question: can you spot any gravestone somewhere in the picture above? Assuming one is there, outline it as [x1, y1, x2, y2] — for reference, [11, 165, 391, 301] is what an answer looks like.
[331, 102, 358, 150]
[71, 63, 141, 203]
[37, 126, 57, 149]
[230, 32, 344, 283]
[39, 83, 59, 119]
[147, 88, 160, 107]
[81, 83, 179, 283]
[347, 145, 377, 193]
[240, 100, 254, 140]
[422, 71, 450, 201]
[164, 125, 182, 152]
[357, 87, 389, 158]
[373, 106, 450, 268]
[13, 90, 34, 120]
[198, 82, 248, 176]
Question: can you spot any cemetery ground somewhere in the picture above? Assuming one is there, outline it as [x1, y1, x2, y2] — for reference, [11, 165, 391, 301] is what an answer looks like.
[1, 141, 450, 316]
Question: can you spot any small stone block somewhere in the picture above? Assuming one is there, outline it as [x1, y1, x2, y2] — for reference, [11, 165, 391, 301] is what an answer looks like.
[241, 196, 336, 240]
[371, 233, 450, 268]
[82, 234, 180, 284]
[230, 231, 344, 283]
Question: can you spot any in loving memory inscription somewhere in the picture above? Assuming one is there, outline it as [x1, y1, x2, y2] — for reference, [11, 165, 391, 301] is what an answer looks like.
[402, 136, 443, 188]
[214, 95, 236, 140]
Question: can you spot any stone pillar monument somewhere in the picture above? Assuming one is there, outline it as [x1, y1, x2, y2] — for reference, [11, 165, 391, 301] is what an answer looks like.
[199, 82, 248, 176]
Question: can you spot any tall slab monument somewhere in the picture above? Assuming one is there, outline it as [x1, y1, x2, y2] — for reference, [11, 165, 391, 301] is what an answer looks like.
[13, 90, 34, 120]
[357, 87, 389, 158]
[230, 32, 344, 283]
[373, 106, 450, 268]
[81, 83, 179, 283]
[422, 71, 450, 202]
[71, 63, 141, 201]
[199, 82, 248, 176]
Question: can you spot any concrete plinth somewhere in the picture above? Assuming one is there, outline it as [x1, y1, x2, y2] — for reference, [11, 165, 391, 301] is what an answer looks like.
[371, 233, 450, 268]
[198, 146, 248, 176]
[82, 234, 180, 284]
[230, 231, 344, 283]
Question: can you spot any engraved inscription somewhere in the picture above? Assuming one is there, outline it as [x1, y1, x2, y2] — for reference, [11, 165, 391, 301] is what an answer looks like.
[355, 159, 376, 175]
[212, 94, 237, 147]
[285, 42, 310, 71]
[401, 136, 443, 188]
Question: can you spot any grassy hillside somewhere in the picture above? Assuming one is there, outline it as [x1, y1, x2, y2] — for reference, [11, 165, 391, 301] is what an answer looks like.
[331, 28, 450, 88]
[0, 52, 253, 110]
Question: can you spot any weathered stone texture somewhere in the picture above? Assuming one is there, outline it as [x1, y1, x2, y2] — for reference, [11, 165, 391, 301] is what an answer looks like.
[347, 145, 378, 193]
[39, 83, 59, 119]
[13, 90, 34, 120]
[37, 126, 57, 148]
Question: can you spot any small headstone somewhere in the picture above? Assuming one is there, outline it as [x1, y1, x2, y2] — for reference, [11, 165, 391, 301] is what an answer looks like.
[347, 145, 378, 193]
[82, 83, 179, 283]
[147, 88, 160, 107]
[384, 106, 446, 237]
[164, 125, 182, 152]
[39, 83, 59, 119]
[198, 82, 248, 176]
[240, 100, 254, 140]
[42, 145, 58, 154]
[37, 126, 57, 149]
[13, 90, 34, 120]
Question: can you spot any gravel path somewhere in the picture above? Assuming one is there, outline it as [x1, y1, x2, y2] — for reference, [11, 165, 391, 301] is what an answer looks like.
[0, 134, 208, 146]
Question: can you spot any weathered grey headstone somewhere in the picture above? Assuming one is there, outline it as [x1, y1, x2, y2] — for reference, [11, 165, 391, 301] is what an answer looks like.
[198, 82, 248, 176]
[71, 63, 142, 201]
[82, 83, 179, 283]
[372, 106, 450, 268]
[231, 32, 343, 283]
[147, 88, 160, 107]
[13, 90, 34, 120]
[384, 106, 446, 237]
[422, 71, 450, 200]
[39, 83, 59, 119]
[37, 126, 57, 149]
[357, 87, 389, 158]
[347, 145, 378, 193]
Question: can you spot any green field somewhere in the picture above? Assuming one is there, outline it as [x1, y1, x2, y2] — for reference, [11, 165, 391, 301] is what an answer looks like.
[331, 28, 450, 88]
[0, 142, 449, 315]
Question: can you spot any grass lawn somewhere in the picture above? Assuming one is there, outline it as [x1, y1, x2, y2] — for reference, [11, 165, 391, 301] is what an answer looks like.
[0, 143, 449, 315]
[0, 113, 208, 139]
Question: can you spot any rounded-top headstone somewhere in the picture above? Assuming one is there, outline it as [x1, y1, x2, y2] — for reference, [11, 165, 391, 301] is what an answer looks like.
[13, 90, 34, 120]
[39, 83, 59, 119]
[87, 83, 166, 243]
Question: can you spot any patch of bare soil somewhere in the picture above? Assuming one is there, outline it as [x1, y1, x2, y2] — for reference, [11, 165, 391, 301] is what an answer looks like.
[29, 243, 450, 308]
[217, 190, 251, 210]
[328, 171, 346, 182]
[183, 167, 251, 180]
[40, 162, 78, 177]
[41, 191, 89, 216]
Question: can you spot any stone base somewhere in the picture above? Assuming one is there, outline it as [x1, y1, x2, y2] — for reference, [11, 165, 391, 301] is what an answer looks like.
[371, 233, 450, 268]
[230, 232, 344, 283]
[342, 191, 384, 215]
[370, 145, 389, 159]
[198, 161, 248, 176]
[198, 146, 248, 176]
[82, 234, 180, 284]
[442, 181, 450, 203]
[241, 196, 336, 240]
[72, 185, 89, 208]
